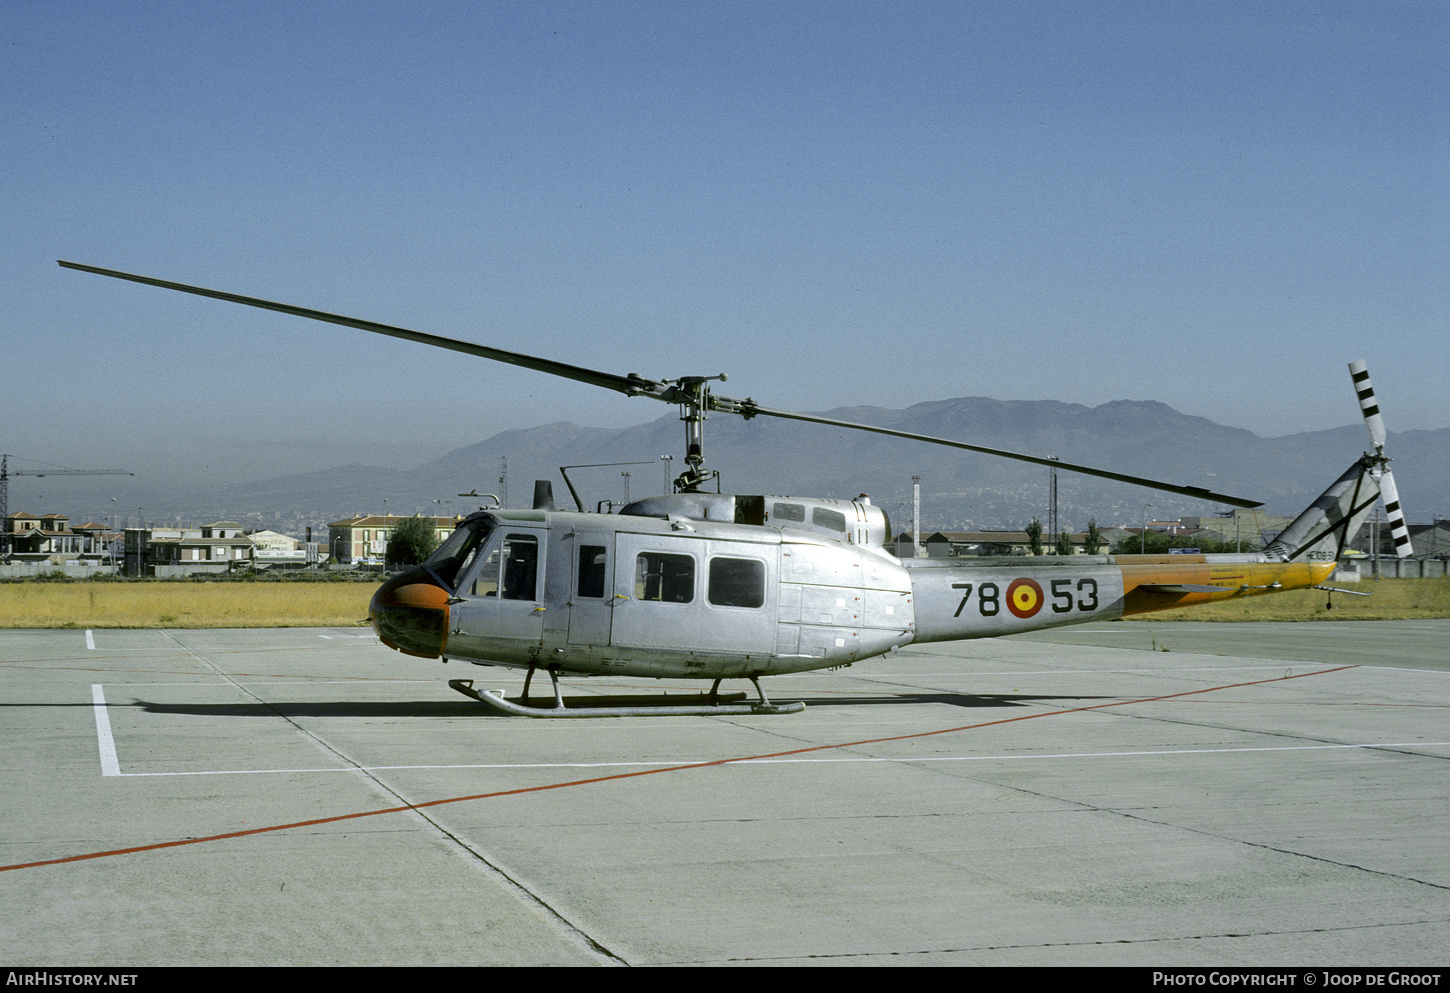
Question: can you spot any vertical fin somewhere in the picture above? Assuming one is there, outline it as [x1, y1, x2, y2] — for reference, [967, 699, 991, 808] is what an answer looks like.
[1263, 457, 1381, 562]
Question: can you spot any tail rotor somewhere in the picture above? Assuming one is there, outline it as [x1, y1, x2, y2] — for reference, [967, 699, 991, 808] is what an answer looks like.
[1348, 360, 1413, 558]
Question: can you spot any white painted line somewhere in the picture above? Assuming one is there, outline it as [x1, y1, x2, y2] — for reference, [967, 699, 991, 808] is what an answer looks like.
[91, 684, 121, 777]
[95, 741, 1450, 778]
[85, 629, 95, 650]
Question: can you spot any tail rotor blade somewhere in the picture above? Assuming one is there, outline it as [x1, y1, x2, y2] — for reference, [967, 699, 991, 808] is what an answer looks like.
[1377, 468, 1414, 558]
[1348, 359, 1387, 450]
[1348, 360, 1413, 558]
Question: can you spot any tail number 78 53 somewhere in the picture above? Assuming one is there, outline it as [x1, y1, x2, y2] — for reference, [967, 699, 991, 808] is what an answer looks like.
[953, 578, 1099, 619]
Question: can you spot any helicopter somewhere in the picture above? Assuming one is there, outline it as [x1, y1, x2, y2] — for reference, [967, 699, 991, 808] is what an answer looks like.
[60, 261, 1413, 717]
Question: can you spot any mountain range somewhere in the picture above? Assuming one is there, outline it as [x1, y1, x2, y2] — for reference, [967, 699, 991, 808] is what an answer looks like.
[46, 396, 1448, 540]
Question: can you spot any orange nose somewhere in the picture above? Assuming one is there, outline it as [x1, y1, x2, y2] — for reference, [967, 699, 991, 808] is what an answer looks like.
[369, 568, 451, 658]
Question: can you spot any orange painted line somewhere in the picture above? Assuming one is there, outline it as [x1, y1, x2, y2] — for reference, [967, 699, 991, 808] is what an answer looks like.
[0, 664, 1356, 874]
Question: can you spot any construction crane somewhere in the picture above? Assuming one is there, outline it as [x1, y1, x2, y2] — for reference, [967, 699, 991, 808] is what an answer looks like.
[1, 455, 134, 559]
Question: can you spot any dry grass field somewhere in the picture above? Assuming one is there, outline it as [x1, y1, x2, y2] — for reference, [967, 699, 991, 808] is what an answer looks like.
[1125, 577, 1450, 622]
[0, 581, 374, 629]
[0, 577, 1445, 630]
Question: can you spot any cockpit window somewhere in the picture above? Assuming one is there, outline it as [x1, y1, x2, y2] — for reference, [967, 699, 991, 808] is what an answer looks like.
[425, 518, 493, 591]
[471, 534, 539, 600]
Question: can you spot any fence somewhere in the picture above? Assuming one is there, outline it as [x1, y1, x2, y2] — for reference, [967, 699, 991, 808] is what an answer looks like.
[1335, 558, 1448, 580]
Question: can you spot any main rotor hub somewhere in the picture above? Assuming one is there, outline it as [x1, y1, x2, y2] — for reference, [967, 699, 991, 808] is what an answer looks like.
[674, 376, 725, 492]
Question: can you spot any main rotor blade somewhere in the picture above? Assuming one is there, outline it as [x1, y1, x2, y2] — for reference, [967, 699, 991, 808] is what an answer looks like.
[57, 261, 672, 402]
[731, 402, 1263, 508]
[63, 260, 1263, 508]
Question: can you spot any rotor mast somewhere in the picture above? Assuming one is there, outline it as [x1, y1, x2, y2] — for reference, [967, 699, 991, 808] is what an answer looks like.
[672, 374, 727, 492]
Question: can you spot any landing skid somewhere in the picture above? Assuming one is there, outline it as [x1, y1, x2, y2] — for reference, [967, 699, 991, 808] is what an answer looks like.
[447, 672, 804, 718]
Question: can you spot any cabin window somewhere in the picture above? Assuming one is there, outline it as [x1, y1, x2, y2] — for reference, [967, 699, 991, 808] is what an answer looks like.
[812, 508, 847, 532]
[577, 545, 607, 598]
[772, 502, 805, 523]
[708, 557, 765, 608]
[634, 552, 694, 603]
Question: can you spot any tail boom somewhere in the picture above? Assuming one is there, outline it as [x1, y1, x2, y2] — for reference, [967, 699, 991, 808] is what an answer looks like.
[1117, 558, 1335, 617]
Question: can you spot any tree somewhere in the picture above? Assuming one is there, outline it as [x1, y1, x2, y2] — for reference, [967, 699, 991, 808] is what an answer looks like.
[1083, 519, 1103, 555]
[1114, 529, 1166, 555]
[1025, 518, 1043, 556]
[386, 516, 439, 568]
[1055, 528, 1074, 556]
[1110, 530, 1246, 555]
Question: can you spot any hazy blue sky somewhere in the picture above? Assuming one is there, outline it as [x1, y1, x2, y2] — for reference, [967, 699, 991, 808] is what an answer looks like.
[4, 1, 1446, 490]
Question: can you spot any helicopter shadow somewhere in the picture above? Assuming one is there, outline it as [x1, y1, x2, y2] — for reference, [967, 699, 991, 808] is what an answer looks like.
[127, 691, 1115, 719]
[130, 699, 499, 719]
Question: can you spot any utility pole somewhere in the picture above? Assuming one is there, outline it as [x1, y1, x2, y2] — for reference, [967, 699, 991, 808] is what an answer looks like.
[1048, 456, 1059, 547]
[1371, 506, 1381, 579]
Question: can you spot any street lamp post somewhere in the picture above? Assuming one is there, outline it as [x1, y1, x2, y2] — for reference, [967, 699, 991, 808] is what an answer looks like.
[912, 475, 922, 559]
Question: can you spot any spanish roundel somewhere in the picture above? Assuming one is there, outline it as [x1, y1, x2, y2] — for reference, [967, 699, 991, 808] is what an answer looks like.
[1006, 578, 1044, 618]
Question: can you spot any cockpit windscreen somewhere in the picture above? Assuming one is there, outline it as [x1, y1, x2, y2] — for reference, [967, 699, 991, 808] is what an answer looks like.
[425, 518, 493, 591]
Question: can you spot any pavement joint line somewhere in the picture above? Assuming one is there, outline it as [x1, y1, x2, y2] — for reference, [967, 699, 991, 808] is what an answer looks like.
[982, 758, 1450, 896]
[4, 662, 1356, 874]
[720, 916, 1450, 962]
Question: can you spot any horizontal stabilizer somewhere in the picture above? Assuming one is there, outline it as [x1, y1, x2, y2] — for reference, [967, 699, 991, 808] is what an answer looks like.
[1135, 583, 1237, 594]
[1314, 585, 1371, 597]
